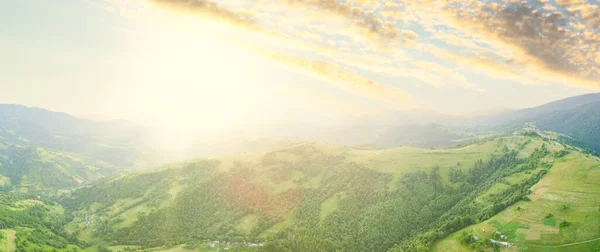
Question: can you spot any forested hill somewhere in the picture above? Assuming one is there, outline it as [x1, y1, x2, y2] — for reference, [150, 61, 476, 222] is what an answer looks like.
[0, 104, 180, 192]
[532, 100, 600, 156]
[0, 104, 151, 168]
[0, 145, 119, 191]
[55, 131, 600, 252]
[474, 93, 600, 156]
[515, 92, 600, 118]
[0, 105, 155, 192]
[3, 102, 600, 251]
[477, 92, 600, 126]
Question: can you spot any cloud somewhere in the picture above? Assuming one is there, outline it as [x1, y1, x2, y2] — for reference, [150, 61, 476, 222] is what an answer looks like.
[95, 0, 600, 116]
[438, 0, 600, 85]
[263, 51, 415, 107]
[134, 0, 420, 106]
[148, 0, 419, 46]
[149, 0, 255, 26]
[281, 0, 407, 45]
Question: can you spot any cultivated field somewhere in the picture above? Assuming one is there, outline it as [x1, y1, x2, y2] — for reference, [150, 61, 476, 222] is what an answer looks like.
[434, 151, 600, 251]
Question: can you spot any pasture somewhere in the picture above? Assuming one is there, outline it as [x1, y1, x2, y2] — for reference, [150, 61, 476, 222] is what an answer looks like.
[434, 152, 600, 251]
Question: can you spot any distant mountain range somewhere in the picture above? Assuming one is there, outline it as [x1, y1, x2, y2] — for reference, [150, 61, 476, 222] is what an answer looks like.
[0, 104, 166, 190]
[477, 93, 600, 155]
[2, 92, 600, 190]
[0, 104, 147, 167]
[532, 100, 600, 155]
[475, 92, 600, 125]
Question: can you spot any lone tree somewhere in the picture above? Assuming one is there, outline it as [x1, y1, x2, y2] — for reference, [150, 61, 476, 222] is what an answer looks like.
[430, 165, 442, 196]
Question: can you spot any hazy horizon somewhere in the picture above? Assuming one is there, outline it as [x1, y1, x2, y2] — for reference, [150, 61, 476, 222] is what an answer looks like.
[3, 0, 600, 140]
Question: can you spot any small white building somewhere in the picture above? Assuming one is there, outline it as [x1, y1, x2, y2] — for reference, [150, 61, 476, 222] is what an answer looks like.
[490, 239, 511, 247]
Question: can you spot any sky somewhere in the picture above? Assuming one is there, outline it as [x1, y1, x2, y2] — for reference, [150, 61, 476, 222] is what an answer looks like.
[1, 0, 599, 134]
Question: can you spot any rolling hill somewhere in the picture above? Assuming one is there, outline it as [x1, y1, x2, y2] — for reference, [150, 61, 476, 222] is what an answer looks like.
[477, 93, 600, 126]
[0, 105, 166, 252]
[435, 146, 600, 251]
[1, 93, 600, 251]
[0, 145, 119, 191]
[531, 100, 600, 156]
[52, 129, 600, 252]
[0, 104, 162, 169]
[318, 124, 471, 149]
[472, 93, 600, 156]
[0, 105, 164, 192]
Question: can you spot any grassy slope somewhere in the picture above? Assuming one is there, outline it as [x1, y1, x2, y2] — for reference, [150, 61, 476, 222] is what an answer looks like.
[433, 151, 600, 252]
[320, 194, 340, 221]
[347, 136, 529, 190]
[258, 210, 295, 239]
[0, 146, 118, 190]
[0, 229, 16, 252]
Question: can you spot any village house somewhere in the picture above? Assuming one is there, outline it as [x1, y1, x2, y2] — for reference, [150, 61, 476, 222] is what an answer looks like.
[490, 239, 511, 247]
[496, 231, 508, 240]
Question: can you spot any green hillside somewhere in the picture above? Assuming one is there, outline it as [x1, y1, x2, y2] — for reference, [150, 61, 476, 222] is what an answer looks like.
[0, 107, 150, 192]
[434, 150, 600, 252]
[0, 110, 152, 252]
[533, 101, 600, 156]
[0, 104, 148, 168]
[0, 127, 596, 252]
[0, 145, 119, 191]
[55, 132, 594, 252]
[0, 192, 85, 251]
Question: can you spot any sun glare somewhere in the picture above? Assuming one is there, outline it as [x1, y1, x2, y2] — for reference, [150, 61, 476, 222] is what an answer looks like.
[124, 12, 278, 138]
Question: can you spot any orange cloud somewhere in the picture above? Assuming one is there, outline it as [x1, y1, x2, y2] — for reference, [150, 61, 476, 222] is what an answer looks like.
[149, 0, 255, 26]
[436, 0, 600, 86]
[264, 51, 415, 107]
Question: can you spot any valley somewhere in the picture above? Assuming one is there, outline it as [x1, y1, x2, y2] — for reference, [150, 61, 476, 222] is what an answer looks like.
[2, 94, 600, 252]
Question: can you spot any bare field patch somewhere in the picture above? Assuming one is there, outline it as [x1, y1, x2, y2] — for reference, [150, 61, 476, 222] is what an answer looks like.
[0, 176, 9, 186]
[531, 187, 549, 201]
[585, 169, 600, 185]
[542, 225, 559, 234]
[0, 229, 16, 252]
[526, 224, 545, 241]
